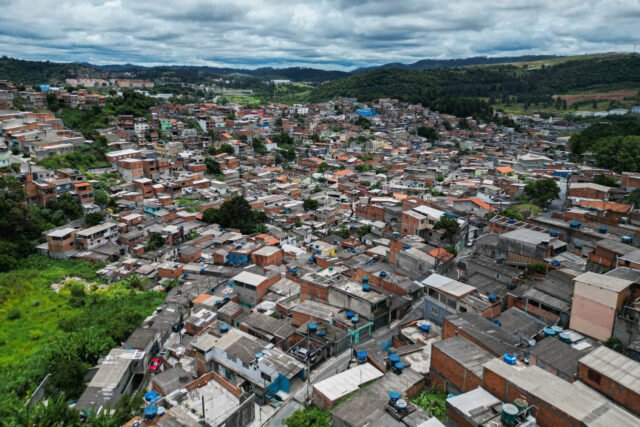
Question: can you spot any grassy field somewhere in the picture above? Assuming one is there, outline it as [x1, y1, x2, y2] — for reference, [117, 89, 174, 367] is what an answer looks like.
[0, 257, 99, 365]
[0, 256, 166, 413]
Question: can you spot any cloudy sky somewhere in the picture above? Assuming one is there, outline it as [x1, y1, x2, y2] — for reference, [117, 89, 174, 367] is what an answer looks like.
[0, 0, 638, 70]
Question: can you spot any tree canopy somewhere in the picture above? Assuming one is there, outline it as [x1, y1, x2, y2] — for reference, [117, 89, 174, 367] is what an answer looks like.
[523, 178, 560, 206]
[202, 196, 267, 234]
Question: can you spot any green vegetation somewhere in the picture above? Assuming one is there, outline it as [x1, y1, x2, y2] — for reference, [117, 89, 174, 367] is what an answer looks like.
[0, 176, 86, 271]
[570, 118, 640, 172]
[205, 157, 222, 175]
[417, 125, 439, 141]
[303, 198, 319, 210]
[58, 90, 156, 139]
[412, 387, 447, 421]
[0, 256, 165, 416]
[593, 174, 619, 187]
[84, 212, 105, 227]
[523, 178, 560, 207]
[434, 215, 460, 242]
[202, 195, 267, 234]
[310, 55, 640, 120]
[284, 407, 331, 427]
[38, 144, 110, 171]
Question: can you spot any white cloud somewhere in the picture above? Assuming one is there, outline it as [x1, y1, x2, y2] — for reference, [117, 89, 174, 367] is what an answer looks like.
[0, 0, 637, 69]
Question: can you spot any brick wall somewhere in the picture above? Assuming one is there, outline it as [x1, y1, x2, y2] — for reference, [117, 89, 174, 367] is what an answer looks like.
[577, 363, 640, 416]
[430, 345, 483, 393]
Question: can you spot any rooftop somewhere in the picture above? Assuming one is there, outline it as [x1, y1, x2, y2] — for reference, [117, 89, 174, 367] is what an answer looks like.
[579, 346, 640, 394]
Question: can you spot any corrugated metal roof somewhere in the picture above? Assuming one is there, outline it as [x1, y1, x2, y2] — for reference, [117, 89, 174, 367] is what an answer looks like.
[313, 363, 383, 402]
[580, 346, 640, 394]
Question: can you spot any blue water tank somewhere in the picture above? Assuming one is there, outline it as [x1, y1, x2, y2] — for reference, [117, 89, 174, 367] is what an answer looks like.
[403, 244, 411, 250]
[388, 390, 401, 406]
[447, 393, 457, 399]
[550, 229, 558, 237]
[380, 271, 387, 278]
[362, 284, 371, 292]
[569, 220, 582, 229]
[356, 351, 367, 362]
[144, 405, 158, 419]
[599, 227, 608, 234]
[346, 311, 354, 319]
[503, 354, 517, 365]
[551, 260, 561, 267]
[559, 332, 572, 343]
[351, 316, 359, 324]
[220, 323, 229, 333]
[575, 243, 583, 249]
[488, 294, 497, 302]
[551, 325, 563, 335]
[223, 295, 231, 301]
[622, 236, 633, 244]
[328, 266, 334, 271]
[394, 362, 405, 371]
[362, 276, 369, 283]
[318, 329, 327, 337]
[508, 218, 516, 224]
[389, 354, 400, 363]
[544, 327, 556, 337]
[144, 390, 159, 403]
[419, 323, 431, 333]
[256, 352, 264, 359]
[290, 267, 298, 275]
[309, 323, 318, 332]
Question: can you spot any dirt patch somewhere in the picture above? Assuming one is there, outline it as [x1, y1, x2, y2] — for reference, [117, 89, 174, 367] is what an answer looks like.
[557, 90, 636, 104]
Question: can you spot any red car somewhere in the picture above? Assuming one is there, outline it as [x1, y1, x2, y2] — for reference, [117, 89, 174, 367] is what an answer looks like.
[148, 357, 163, 372]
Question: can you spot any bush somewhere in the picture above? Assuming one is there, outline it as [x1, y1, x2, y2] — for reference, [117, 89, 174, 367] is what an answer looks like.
[6, 309, 21, 320]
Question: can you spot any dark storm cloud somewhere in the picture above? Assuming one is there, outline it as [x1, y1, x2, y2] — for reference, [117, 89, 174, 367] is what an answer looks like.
[0, 0, 636, 70]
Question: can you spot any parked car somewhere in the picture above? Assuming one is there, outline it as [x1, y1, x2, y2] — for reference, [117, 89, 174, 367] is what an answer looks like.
[148, 357, 163, 372]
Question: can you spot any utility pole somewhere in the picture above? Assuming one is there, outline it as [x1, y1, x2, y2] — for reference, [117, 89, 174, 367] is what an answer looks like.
[306, 324, 311, 403]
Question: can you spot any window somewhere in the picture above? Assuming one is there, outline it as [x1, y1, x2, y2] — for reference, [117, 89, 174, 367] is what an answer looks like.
[587, 368, 602, 384]
[428, 288, 438, 299]
[447, 297, 457, 309]
[431, 307, 439, 315]
[261, 372, 271, 382]
[459, 306, 468, 313]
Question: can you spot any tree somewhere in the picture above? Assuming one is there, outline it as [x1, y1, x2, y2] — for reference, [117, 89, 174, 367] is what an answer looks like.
[205, 158, 222, 175]
[593, 174, 618, 187]
[202, 208, 219, 224]
[202, 196, 266, 234]
[318, 162, 328, 172]
[56, 192, 83, 220]
[417, 126, 439, 141]
[85, 212, 104, 227]
[94, 189, 110, 207]
[523, 178, 560, 207]
[303, 199, 319, 211]
[285, 408, 331, 427]
[145, 233, 164, 251]
[501, 206, 525, 221]
[434, 216, 460, 242]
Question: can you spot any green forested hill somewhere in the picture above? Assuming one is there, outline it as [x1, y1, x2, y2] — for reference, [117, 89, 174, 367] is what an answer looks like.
[309, 54, 640, 116]
[0, 57, 98, 84]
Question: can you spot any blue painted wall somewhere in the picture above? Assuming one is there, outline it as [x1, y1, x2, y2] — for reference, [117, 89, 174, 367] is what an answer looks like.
[423, 299, 454, 326]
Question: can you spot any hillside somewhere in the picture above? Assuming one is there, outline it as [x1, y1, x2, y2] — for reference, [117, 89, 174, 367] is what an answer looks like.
[309, 54, 640, 116]
[0, 57, 348, 84]
[357, 54, 560, 71]
[0, 56, 99, 84]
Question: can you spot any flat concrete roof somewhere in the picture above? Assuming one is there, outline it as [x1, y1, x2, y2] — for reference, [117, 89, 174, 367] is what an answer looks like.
[313, 363, 383, 402]
[422, 273, 475, 298]
[231, 270, 266, 287]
